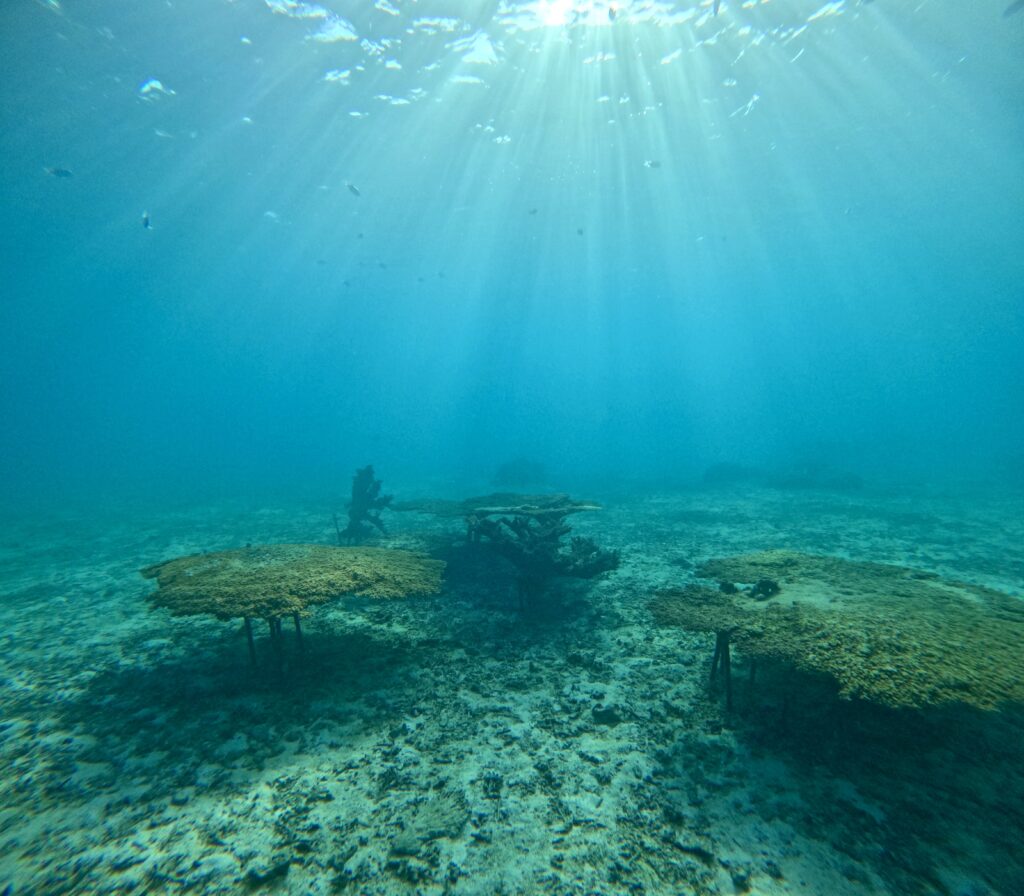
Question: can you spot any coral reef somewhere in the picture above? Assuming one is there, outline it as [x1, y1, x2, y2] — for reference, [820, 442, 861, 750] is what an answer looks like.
[142, 544, 443, 619]
[394, 492, 599, 520]
[651, 550, 1024, 711]
[395, 492, 617, 607]
[465, 494, 619, 607]
[338, 465, 392, 543]
[141, 544, 444, 669]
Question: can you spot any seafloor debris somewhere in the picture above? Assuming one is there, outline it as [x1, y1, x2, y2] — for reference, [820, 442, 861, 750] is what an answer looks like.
[141, 543, 443, 670]
[651, 549, 1024, 712]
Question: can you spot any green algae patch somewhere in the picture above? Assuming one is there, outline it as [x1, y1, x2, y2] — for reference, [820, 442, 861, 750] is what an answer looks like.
[142, 544, 445, 621]
[652, 550, 1024, 711]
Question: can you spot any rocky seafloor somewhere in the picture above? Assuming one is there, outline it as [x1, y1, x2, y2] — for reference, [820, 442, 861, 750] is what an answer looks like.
[0, 484, 1022, 896]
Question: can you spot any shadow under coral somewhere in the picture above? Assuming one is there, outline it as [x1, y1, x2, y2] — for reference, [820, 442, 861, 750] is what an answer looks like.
[34, 622, 425, 804]
[661, 657, 1024, 896]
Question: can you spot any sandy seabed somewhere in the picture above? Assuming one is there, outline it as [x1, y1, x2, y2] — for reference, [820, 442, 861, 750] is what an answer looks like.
[1, 484, 1022, 896]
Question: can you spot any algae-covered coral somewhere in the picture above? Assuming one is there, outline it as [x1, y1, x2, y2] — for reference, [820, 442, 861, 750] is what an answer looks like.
[393, 492, 617, 608]
[142, 544, 444, 621]
[464, 494, 618, 607]
[338, 465, 393, 543]
[393, 492, 601, 520]
[651, 550, 1024, 711]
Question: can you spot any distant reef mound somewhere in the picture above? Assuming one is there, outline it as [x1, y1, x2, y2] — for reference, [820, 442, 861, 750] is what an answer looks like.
[702, 462, 863, 492]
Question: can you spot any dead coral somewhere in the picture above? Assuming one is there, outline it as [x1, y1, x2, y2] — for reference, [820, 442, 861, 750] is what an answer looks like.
[652, 550, 1024, 712]
[338, 465, 392, 543]
[465, 494, 618, 608]
[393, 492, 617, 607]
[393, 492, 600, 520]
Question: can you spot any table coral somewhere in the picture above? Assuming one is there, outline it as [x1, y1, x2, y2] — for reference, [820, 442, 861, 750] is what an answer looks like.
[142, 544, 444, 621]
[651, 550, 1024, 711]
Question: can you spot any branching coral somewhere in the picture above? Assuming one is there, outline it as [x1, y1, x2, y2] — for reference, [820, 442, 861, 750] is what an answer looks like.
[465, 494, 619, 608]
[393, 491, 618, 608]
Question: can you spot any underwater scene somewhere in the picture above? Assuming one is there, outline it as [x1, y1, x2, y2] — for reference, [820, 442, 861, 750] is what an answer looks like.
[1, 1, 1023, 894]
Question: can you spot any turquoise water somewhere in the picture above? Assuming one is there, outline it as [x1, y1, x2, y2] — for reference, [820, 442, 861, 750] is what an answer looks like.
[2, 0, 1022, 500]
[1, 2, 1022, 894]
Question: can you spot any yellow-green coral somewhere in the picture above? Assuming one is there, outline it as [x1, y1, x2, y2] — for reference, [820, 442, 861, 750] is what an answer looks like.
[652, 551, 1024, 711]
[142, 544, 444, 621]
[649, 585, 744, 635]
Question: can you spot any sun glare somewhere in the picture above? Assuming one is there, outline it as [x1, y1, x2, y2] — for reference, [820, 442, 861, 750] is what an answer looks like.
[534, 0, 614, 29]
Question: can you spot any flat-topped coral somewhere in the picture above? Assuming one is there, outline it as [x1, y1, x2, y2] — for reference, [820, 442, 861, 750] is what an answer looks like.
[393, 492, 601, 520]
[651, 550, 1024, 712]
[142, 544, 444, 673]
[142, 544, 444, 620]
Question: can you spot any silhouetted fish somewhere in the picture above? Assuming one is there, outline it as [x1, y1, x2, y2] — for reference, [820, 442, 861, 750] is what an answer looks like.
[714, 0, 721, 15]
[346, 182, 360, 197]
[44, 166, 73, 177]
[142, 210, 152, 229]
[1005, 0, 1024, 16]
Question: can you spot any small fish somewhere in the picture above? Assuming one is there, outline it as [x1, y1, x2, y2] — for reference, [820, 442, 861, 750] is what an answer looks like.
[577, 227, 584, 236]
[1005, 0, 1024, 16]
[346, 182, 361, 197]
[44, 166, 73, 178]
[714, 0, 722, 15]
[528, 208, 538, 215]
[643, 159, 661, 169]
[142, 211, 152, 229]
[608, 5, 617, 21]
